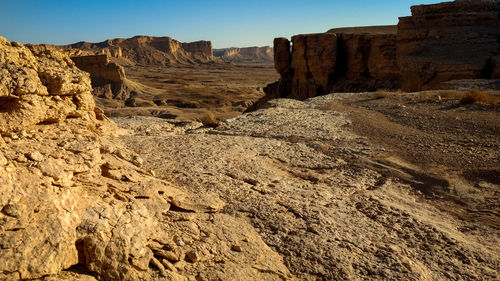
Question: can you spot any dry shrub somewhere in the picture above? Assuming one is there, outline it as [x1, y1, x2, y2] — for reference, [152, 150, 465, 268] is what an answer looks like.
[200, 111, 218, 127]
[460, 89, 499, 105]
[373, 90, 389, 99]
[438, 90, 464, 99]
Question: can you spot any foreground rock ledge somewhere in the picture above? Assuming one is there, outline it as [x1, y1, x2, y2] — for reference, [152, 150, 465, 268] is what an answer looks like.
[117, 95, 499, 280]
[0, 37, 293, 280]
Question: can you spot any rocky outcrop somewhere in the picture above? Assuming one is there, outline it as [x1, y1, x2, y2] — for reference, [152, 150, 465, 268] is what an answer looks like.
[70, 54, 132, 101]
[181, 41, 213, 60]
[214, 46, 273, 63]
[0, 39, 94, 132]
[71, 55, 125, 85]
[251, 27, 399, 109]
[258, 0, 500, 106]
[398, 0, 500, 91]
[70, 54, 159, 108]
[0, 36, 293, 281]
[63, 36, 217, 66]
[118, 95, 500, 280]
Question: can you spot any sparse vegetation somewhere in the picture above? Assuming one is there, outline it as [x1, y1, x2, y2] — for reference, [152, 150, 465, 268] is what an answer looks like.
[459, 89, 499, 105]
[373, 90, 389, 99]
[200, 111, 219, 127]
[421, 89, 500, 106]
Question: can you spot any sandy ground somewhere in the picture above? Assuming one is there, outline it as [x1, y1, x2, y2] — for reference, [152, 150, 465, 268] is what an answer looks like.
[114, 91, 500, 280]
[101, 63, 278, 121]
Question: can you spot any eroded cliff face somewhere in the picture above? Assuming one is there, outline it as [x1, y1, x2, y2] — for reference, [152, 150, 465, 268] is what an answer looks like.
[181, 41, 213, 60]
[0, 36, 294, 281]
[398, 0, 500, 91]
[253, 28, 399, 109]
[70, 54, 134, 102]
[63, 36, 217, 66]
[258, 0, 500, 105]
[214, 46, 273, 63]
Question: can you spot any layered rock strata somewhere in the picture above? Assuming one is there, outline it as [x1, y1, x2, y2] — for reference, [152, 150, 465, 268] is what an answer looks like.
[0, 37, 293, 281]
[64, 36, 217, 66]
[71, 54, 130, 100]
[258, 0, 500, 106]
[252, 28, 399, 109]
[214, 46, 273, 64]
[398, 0, 500, 91]
[181, 41, 213, 60]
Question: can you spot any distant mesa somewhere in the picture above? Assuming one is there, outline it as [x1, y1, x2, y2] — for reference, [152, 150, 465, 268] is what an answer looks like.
[251, 0, 500, 110]
[58, 35, 217, 66]
[214, 46, 273, 64]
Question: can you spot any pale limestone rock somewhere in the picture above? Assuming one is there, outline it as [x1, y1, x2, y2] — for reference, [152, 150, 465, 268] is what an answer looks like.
[0, 37, 296, 281]
[26, 151, 44, 162]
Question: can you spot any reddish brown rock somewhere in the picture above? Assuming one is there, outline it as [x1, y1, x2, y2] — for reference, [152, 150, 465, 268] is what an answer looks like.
[289, 33, 338, 99]
[71, 54, 134, 102]
[397, 0, 500, 91]
[250, 27, 400, 109]
[182, 40, 213, 59]
[492, 55, 500, 79]
[63, 36, 217, 66]
[255, 0, 500, 109]
[71, 55, 125, 84]
[273, 38, 291, 77]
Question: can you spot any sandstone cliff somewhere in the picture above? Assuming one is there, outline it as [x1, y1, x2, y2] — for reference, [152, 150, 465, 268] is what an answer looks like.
[71, 54, 132, 101]
[251, 27, 399, 109]
[0, 36, 293, 281]
[214, 46, 273, 64]
[257, 0, 500, 107]
[181, 41, 213, 61]
[62, 36, 217, 66]
[398, 0, 500, 91]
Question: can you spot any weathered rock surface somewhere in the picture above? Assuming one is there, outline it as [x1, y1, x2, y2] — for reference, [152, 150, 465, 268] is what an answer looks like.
[0, 37, 293, 281]
[70, 54, 136, 103]
[214, 46, 273, 64]
[62, 36, 217, 66]
[0, 38, 94, 132]
[70, 54, 164, 109]
[251, 28, 399, 110]
[398, 0, 500, 91]
[181, 41, 213, 61]
[117, 95, 499, 281]
[258, 0, 500, 107]
[273, 38, 291, 77]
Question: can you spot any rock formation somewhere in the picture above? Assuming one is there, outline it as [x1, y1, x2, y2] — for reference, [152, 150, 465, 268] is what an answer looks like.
[181, 41, 213, 61]
[214, 46, 273, 64]
[251, 27, 399, 109]
[398, 0, 500, 91]
[62, 36, 217, 66]
[71, 54, 130, 100]
[116, 95, 500, 280]
[257, 0, 500, 107]
[0, 36, 293, 281]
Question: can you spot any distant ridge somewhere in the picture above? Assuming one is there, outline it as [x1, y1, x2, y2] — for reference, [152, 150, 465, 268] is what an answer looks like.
[58, 35, 217, 66]
[214, 46, 273, 64]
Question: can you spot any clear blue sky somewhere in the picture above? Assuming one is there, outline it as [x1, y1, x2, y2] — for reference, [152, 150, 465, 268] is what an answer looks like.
[0, 0, 441, 48]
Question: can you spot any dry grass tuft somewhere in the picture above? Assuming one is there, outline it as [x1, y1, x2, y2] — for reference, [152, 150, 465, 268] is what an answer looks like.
[372, 90, 389, 99]
[459, 89, 499, 105]
[199, 111, 219, 127]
